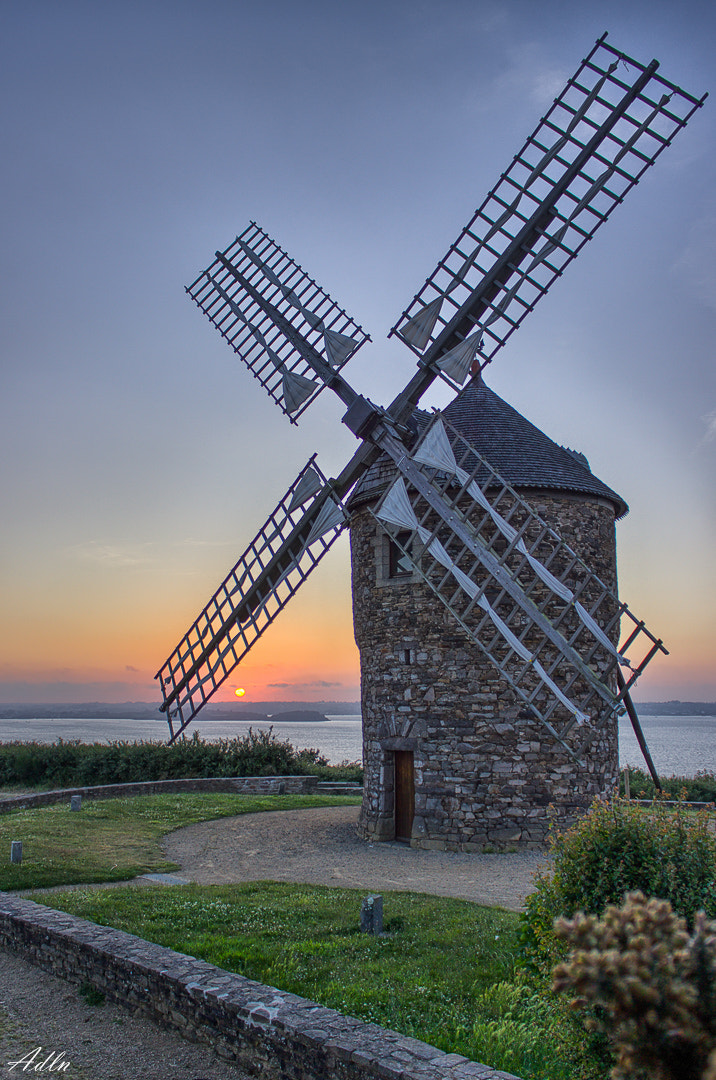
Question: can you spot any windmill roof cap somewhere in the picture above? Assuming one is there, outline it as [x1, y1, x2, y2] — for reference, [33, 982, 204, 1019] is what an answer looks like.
[351, 374, 628, 519]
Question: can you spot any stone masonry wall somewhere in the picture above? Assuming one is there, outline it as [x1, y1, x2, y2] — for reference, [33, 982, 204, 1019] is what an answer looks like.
[0, 775, 323, 814]
[0, 893, 520, 1080]
[351, 491, 620, 850]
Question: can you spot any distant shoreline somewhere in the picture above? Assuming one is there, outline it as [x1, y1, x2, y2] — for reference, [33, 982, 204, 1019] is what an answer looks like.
[632, 702, 716, 717]
[0, 700, 713, 719]
[0, 711, 712, 776]
[0, 703, 359, 722]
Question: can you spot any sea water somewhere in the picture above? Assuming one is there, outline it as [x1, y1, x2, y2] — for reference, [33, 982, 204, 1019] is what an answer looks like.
[0, 712, 714, 776]
[617, 714, 715, 778]
[0, 715, 362, 765]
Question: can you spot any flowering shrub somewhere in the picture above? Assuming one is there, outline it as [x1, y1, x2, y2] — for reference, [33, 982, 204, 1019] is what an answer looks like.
[553, 892, 716, 1080]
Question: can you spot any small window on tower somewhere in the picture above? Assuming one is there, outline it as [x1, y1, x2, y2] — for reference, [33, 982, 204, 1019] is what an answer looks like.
[389, 531, 413, 578]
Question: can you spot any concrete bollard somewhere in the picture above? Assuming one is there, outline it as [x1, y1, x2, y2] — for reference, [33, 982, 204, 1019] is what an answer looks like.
[360, 894, 383, 935]
[10, 841, 22, 864]
[70, 795, 82, 812]
[622, 767, 630, 800]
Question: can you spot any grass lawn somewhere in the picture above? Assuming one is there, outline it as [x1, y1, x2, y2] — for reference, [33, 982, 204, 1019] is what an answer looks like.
[0, 792, 361, 891]
[44, 880, 587, 1079]
[45, 881, 519, 1030]
[1, 792, 599, 1078]
[44, 885, 600, 1080]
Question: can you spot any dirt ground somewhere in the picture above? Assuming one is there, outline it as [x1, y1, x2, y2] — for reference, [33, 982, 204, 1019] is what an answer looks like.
[0, 949, 252, 1080]
[160, 804, 548, 910]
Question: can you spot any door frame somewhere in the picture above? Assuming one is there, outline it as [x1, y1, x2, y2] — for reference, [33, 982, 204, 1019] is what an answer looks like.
[393, 749, 415, 842]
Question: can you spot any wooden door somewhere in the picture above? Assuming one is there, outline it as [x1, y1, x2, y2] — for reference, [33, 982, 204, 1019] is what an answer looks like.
[394, 750, 415, 842]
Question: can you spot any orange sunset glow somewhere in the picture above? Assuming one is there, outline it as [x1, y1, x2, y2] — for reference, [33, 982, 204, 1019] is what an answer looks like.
[0, 5, 713, 709]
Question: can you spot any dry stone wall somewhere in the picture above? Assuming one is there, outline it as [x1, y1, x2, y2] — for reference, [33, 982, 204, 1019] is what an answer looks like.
[0, 775, 323, 814]
[0, 893, 520, 1080]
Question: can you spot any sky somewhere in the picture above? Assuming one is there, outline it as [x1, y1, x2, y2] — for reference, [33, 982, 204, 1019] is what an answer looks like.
[1, 0, 714, 708]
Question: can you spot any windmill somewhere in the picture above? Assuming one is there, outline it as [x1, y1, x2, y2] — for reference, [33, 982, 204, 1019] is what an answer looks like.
[156, 34, 706, 848]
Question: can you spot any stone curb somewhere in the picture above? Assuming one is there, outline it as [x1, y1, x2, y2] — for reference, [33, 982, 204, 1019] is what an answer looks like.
[632, 799, 715, 808]
[0, 893, 520, 1080]
[0, 775, 364, 814]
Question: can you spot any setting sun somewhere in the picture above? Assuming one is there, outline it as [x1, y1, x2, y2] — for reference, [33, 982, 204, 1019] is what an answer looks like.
[235, 688, 246, 697]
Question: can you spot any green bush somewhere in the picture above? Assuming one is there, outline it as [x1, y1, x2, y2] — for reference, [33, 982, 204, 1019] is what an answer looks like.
[621, 767, 716, 803]
[0, 729, 363, 790]
[553, 892, 716, 1080]
[464, 975, 605, 1080]
[520, 798, 716, 976]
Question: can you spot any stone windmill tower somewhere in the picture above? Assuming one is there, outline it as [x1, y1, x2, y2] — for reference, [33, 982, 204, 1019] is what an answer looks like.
[349, 375, 629, 849]
[155, 36, 705, 848]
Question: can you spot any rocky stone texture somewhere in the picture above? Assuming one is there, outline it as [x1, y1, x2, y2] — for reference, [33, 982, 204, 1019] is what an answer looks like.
[0, 894, 520, 1080]
[351, 491, 620, 851]
[0, 775, 325, 815]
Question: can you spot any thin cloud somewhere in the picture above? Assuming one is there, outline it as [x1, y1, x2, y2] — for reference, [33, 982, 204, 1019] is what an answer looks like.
[0, 678, 157, 704]
[530, 65, 568, 106]
[702, 410, 716, 445]
[465, 42, 565, 118]
[673, 210, 716, 314]
[268, 680, 343, 689]
[69, 541, 155, 568]
[501, 43, 567, 107]
[179, 537, 238, 549]
[69, 537, 236, 568]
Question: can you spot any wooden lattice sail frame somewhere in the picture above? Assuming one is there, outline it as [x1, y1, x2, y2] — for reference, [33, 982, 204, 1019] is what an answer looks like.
[372, 414, 666, 764]
[156, 34, 706, 763]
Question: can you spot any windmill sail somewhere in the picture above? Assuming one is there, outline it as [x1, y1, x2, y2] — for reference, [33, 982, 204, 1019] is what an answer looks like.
[159, 33, 701, 756]
[156, 459, 346, 741]
[372, 415, 667, 760]
[391, 35, 706, 387]
[186, 223, 371, 422]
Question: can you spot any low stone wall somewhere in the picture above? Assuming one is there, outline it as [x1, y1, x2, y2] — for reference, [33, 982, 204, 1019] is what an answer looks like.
[0, 775, 325, 814]
[634, 799, 715, 808]
[0, 894, 518, 1080]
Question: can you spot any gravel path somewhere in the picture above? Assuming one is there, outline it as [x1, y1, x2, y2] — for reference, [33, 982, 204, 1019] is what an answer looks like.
[1, 803, 550, 1078]
[0, 950, 251, 1079]
[160, 805, 550, 911]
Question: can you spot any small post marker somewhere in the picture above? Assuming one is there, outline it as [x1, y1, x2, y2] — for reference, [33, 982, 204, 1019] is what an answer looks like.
[360, 894, 383, 935]
[70, 795, 82, 811]
[10, 841, 22, 864]
[622, 768, 630, 800]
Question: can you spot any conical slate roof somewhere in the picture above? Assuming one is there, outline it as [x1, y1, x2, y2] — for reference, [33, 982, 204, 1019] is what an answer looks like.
[350, 374, 628, 518]
[441, 376, 628, 517]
